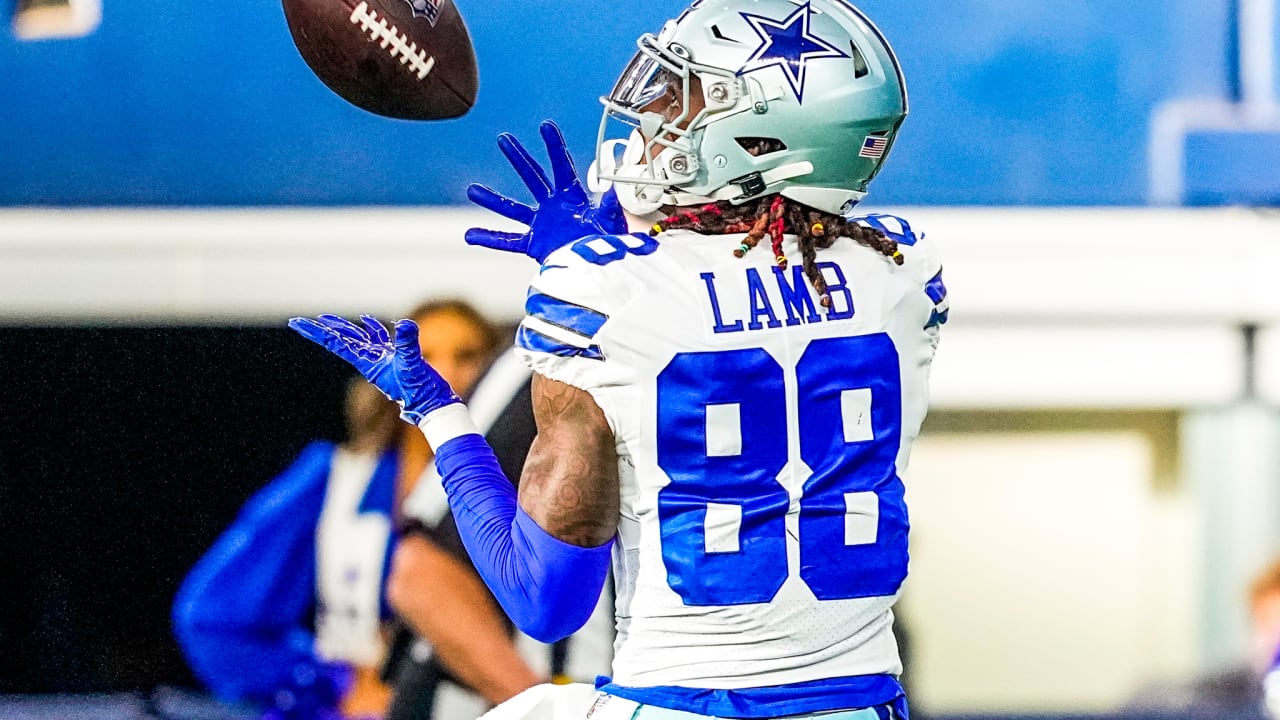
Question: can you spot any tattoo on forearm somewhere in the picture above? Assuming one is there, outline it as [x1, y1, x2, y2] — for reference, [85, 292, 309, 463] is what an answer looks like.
[518, 375, 620, 547]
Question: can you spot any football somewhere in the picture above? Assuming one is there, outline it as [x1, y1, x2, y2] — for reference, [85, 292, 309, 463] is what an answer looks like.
[282, 0, 478, 120]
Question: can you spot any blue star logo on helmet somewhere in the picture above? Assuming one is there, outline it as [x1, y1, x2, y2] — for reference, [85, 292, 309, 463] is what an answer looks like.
[737, 2, 850, 103]
[401, 0, 440, 25]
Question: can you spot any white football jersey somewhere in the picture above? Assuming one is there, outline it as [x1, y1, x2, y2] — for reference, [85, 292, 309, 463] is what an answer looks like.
[514, 216, 945, 693]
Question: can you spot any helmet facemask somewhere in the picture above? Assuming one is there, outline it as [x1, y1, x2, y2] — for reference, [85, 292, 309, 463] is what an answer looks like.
[590, 25, 748, 215]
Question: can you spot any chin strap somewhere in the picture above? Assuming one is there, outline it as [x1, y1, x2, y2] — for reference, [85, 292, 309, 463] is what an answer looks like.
[663, 160, 817, 209]
[595, 137, 859, 217]
[601, 160, 821, 217]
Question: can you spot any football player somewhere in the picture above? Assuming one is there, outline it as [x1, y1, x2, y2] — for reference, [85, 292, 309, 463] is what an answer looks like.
[291, 1, 945, 718]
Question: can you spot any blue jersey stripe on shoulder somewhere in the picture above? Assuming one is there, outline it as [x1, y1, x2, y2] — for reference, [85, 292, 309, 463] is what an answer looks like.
[516, 325, 605, 362]
[525, 290, 609, 340]
[924, 268, 947, 305]
[926, 308, 949, 328]
[857, 214, 917, 246]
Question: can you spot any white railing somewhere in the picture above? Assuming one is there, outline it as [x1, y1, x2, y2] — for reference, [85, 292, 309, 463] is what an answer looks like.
[3, 206, 1279, 410]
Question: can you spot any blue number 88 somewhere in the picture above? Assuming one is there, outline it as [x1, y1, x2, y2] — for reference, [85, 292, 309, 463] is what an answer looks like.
[656, 334, 908, 606]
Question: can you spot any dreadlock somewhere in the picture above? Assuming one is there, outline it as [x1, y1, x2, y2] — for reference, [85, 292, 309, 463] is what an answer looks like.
[650, 195, 903, 307]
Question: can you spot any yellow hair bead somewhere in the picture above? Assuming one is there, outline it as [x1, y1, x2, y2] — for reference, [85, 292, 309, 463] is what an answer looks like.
[811, 222, 825, 236]
[652, 224, 664, 234]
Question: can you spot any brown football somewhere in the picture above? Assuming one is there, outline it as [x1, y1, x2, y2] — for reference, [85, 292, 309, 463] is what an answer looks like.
[282, 0, 478, 120]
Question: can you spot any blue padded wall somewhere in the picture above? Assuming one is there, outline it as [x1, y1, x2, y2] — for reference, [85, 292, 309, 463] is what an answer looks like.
[0, 0, 1268, 206]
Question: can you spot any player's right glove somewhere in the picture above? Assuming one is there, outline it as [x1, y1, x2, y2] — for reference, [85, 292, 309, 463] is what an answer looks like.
[465, 120, 626, 263]
[288, 314, 461, 424]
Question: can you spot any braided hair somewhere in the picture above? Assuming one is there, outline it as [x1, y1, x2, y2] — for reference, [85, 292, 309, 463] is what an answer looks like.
[650, 194, 903, 307]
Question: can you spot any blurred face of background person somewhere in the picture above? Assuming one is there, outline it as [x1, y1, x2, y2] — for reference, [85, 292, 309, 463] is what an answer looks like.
[409, 300, 499, 400]
[396, 300, 501, 505]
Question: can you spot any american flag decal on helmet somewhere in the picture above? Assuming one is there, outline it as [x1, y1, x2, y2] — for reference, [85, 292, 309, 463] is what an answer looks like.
[859, 133, 889, 159]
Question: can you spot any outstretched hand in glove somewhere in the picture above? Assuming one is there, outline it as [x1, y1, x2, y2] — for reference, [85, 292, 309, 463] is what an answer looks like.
[465, 120, 627, 263]
[288, 314, 461, 425]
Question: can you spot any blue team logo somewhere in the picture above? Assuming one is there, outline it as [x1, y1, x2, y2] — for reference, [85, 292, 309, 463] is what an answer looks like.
[737, 2, 850, 103]
[401, 0, 440, 25]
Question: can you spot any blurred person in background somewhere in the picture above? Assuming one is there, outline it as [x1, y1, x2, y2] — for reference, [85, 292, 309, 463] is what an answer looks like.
[1257, 560, 1280, 719]
[383, 326, 614, 720]
[173, 300, 501, 720]
[380, 299, 529, 719]
[173, 376, 401, 720]
[1126, 557, 1280, 719]
[393, 300, 502, 512]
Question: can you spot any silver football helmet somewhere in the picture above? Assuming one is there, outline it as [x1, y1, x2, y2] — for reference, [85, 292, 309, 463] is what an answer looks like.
[590, 0, 908, 216]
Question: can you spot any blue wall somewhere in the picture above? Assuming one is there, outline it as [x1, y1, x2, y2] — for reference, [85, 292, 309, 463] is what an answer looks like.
[0, 0, 1273, 206]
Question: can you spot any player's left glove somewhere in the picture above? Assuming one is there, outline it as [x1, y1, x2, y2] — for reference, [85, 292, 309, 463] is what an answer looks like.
[288, 314, 461, 424]
[465, 120, 626, 263]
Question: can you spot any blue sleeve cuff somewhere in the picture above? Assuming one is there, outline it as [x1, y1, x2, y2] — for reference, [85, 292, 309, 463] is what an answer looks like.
[435, 433, 613, 642]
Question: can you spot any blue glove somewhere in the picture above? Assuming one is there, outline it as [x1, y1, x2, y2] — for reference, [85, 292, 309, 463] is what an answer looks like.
[465, 120, 627, 263]
[288, 314, 461, 424]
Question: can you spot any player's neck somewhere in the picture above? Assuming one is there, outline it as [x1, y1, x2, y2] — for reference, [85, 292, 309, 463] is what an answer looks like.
[623, 209, 662, 233]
